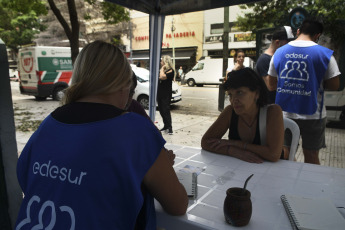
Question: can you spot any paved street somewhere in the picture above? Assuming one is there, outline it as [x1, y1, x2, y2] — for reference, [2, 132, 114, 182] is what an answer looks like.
[11, 81, 345, 168]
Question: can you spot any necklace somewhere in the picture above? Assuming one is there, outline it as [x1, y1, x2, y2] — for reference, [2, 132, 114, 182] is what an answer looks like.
[239, 116, 257, 129]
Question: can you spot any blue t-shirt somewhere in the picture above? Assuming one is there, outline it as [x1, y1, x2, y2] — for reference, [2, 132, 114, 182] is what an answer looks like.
[273, 44, 333, 115]
[16, 113, 165, 230]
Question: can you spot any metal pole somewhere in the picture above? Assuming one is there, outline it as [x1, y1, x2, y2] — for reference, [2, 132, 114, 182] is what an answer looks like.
[148, 14, 165, 121]
[218, 6, 229, 111]
[129, 11, 133, 63]
[0, 38, 22, 229]
[171, 17, 176, 80]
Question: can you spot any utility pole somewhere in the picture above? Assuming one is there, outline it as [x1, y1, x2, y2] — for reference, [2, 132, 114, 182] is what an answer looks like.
[129, 10, 133, 64]
[171, 17, 176, 80]
[218, 6, 229, 111]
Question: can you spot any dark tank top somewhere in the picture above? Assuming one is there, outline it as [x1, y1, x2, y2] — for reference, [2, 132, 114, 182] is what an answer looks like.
[228, 110, 261, 145]
[228, 109, 285, 159]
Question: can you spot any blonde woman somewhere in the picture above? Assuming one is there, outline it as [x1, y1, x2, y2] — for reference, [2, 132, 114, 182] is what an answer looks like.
[15, 41, 188, 230]
[158, 55, 175, 134]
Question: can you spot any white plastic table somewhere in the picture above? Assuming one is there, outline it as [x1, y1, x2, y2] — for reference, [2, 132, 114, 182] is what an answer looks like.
[155, 144, 345, 230]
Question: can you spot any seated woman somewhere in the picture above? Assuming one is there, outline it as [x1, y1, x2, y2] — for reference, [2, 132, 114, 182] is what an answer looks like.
[201, 68, 284, 163]
[15, 41, 188, 230]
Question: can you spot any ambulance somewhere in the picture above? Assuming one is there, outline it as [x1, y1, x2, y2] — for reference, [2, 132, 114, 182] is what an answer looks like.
[18, 46, 76, 100]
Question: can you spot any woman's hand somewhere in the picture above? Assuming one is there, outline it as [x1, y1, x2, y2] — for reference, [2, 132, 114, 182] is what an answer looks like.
[233, 62, 242, 71]
[165, 148, 176, 165]
[233, 150, 263, 163]
[159, 67, 167, 80]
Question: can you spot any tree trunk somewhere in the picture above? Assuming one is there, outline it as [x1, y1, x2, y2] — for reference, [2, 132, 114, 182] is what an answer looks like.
[47, 0, 80, 64]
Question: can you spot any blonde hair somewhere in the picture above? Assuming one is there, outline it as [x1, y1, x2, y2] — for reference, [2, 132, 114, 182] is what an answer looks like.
[161, 55, 174, 71]
[62, 41, 132, 104]
[161, 55, 175, 78]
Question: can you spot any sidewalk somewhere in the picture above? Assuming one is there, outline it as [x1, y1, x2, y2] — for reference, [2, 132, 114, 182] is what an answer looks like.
[156, 111, 345, 169]
[14, 105, 345, 169]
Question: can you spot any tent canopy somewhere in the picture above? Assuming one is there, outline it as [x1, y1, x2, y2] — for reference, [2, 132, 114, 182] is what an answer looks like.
[105, 0, 264, 15]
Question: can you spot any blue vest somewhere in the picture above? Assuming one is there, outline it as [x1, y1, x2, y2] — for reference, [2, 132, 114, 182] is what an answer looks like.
[15, 113, 165, 230]
[274, 44, 333, 115]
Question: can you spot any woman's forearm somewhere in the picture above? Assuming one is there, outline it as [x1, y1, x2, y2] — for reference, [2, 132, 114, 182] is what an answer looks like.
[202, 137, 279, 162]
[244, 143, 281, 162]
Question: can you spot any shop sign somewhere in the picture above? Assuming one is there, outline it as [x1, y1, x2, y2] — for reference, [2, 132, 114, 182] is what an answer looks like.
[289, 8, 308, 30]
[134, 35, 170, 47]
[166, 31, 195, 38]
[205, 35, 226, 43]
[234, 33, 256, 42]
[135, 35, 149, 41]
[162, 42, 170, 48]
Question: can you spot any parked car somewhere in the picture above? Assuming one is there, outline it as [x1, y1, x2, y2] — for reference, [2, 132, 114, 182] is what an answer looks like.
[131, 64, 182, 109]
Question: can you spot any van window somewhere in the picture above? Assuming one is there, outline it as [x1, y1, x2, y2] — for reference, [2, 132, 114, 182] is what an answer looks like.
[192, 63, 204, 71]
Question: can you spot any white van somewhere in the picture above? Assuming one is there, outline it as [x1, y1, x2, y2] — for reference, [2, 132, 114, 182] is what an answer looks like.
[18, 46, 76, 100]
[324, 89, 345, 122]
[184, 56, 254, 87]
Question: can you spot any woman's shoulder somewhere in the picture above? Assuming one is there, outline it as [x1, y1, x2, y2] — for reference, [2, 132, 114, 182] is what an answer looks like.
[223, 104, 234, 113]
[218, 105, 234, 120]
[266, 104, 282, 113]
[266, 104, 283, 120]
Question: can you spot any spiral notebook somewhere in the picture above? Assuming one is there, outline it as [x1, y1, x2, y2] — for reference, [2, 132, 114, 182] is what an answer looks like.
[176, 171, 197, 198]
[281, 194, 345, 230]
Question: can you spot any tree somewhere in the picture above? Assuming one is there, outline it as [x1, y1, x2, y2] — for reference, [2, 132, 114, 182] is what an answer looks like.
[237, 0, 345, 48]
[0, 0, 47, 53]
[47, 0, 129, 63]
[47, 0, 80, 64]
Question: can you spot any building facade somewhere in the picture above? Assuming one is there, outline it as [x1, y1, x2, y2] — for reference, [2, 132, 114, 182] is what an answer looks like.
[127, 10, 204, 72]
[203, 6, 256, 61]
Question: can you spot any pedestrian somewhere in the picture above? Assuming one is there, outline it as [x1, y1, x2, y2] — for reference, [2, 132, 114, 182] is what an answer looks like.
[256, 26, 294, 104]
[268, 18, 340, 165]
[225, 50, 246, 81]
[232, 49, 246, 71]
[15, 41, 188, 230]
[178, 66, 183, 82]
[158, 55, 174, 135]
[202, 68, 284, 163]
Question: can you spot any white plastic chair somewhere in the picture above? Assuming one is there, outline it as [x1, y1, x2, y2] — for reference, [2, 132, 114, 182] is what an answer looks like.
[283, 117, 300, 161]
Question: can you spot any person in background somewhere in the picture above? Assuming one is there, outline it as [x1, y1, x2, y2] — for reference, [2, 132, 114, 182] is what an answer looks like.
[202, 68, 284, 163]
[158, 55, 175, 135]
[15, 41, 188, 230]
[225, 50, 246, 81]
[256, 26, 294, 104]
[178, 66, 184, 82]
[268, 19, 340, 165]
[232, 49, 246, 71]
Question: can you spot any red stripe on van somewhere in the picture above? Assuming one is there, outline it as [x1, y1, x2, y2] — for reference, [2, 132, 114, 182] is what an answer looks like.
[40, 82, 54, 85]
[58, 71, 73, 84]
[22, 86, 37, 90]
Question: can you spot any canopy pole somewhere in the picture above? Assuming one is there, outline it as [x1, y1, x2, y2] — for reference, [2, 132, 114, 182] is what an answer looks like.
[148, 13, 165, 122]
[0, 39, 22, 229]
